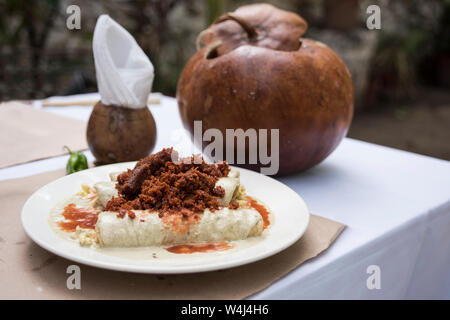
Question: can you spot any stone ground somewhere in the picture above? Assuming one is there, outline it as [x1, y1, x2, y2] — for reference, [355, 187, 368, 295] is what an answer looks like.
[348, 87, 450, 161]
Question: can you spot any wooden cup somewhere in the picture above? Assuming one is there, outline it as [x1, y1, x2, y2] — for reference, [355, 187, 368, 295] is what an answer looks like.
[87, 101, 157, 164]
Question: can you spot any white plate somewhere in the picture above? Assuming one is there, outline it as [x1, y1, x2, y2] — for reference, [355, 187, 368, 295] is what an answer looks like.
[21, 163, 309, 274]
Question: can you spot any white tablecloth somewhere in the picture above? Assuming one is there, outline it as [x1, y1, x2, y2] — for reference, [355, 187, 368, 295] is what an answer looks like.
[2, 93, 449, 299]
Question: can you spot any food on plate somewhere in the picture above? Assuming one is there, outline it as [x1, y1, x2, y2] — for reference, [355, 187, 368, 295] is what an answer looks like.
[49, 148, 271, 254]
[177, 3, 353, 175]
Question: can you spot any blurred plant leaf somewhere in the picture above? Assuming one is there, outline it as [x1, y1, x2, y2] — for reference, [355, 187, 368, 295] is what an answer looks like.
[206, 0, 225, 25]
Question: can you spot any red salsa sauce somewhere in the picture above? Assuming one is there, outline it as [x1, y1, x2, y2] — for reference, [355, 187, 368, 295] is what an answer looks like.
[58, 203, 99, 232]
[166, 242, 234, 254]
[246, 196, 270, 229]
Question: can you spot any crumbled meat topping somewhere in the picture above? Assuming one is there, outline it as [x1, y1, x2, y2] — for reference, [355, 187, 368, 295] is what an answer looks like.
[116, 209, 136, 219]
[105, 148, 230, 220]
[228, 202, 240, 210]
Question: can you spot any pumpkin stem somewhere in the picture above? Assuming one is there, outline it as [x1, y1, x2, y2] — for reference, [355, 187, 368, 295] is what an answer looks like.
[204, 41, 223, 59]
[196, 29, 212, 50]
[214, 13, 258, 40]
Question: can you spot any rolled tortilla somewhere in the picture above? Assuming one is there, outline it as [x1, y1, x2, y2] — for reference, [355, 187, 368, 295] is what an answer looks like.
[109, 172, 121, 182]
[96, 207, 263, 247]
[94, 181, 118, 208]
[215, 170, 240, 205]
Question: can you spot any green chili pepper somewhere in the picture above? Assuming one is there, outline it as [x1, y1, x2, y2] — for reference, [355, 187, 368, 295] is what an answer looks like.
[63, 146, 88, 175]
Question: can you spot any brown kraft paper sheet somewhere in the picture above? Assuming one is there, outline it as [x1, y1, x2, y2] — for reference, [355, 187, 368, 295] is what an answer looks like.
[0, 102, 87, 169]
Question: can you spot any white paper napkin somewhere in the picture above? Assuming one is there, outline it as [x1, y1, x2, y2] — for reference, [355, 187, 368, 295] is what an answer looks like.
[93, 15, 154, 109]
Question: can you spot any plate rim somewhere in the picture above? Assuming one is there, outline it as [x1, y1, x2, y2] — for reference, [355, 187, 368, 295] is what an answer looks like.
[21, 163, 310, 274]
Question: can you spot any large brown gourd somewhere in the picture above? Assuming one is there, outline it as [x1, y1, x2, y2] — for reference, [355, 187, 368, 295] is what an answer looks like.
[177, 3, 354, 175]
